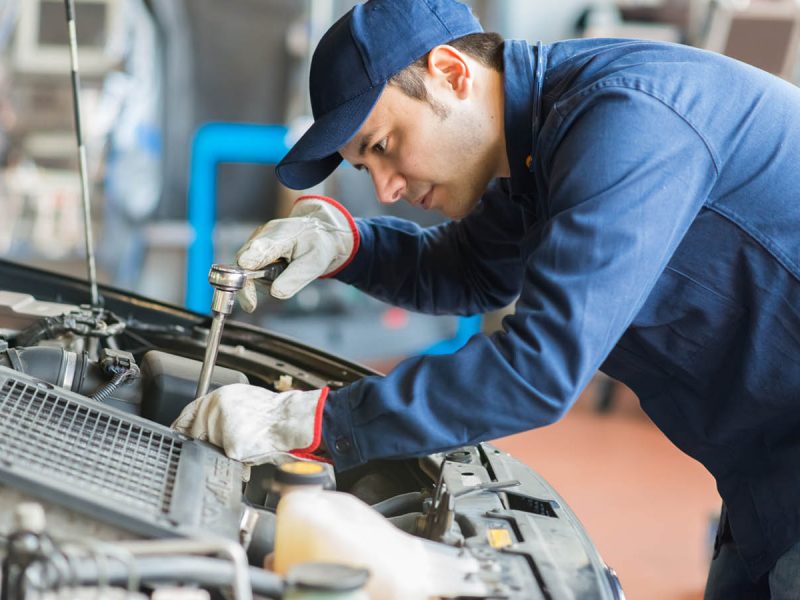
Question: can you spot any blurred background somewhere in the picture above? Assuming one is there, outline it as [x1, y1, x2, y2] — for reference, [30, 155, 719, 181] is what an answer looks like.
[0, 0, 798, 597]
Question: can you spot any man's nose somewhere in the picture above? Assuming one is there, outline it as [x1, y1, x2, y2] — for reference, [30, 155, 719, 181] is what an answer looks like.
[371, 166, 404, 204]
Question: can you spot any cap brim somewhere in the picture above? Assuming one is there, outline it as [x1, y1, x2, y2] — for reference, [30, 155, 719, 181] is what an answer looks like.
[276, 83, 386, 190]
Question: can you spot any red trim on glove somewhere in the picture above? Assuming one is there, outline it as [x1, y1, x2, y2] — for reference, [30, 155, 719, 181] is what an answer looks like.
[294, 195, 360, 278]
[290, 386, 332, 463]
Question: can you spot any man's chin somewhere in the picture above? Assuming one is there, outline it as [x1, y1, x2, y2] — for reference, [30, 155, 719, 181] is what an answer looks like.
[445, 210, 468, 221]
[441, 199, 480, 220]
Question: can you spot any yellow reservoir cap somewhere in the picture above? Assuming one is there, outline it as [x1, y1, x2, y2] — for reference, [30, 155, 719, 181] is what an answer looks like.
[280, 461, 326, 476]
[487, 528, 513, 549]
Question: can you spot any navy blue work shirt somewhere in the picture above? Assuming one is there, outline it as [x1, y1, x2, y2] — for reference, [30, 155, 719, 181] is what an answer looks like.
[323, 38, 800, 577]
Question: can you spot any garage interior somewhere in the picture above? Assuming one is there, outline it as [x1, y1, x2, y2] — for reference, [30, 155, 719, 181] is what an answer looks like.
[0, 0, 798, 599]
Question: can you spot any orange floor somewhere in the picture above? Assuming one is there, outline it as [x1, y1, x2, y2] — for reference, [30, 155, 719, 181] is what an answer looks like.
[492, 380, 721, 600]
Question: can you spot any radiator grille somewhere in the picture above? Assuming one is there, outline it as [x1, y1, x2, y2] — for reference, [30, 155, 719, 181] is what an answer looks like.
[0, 376, 181, 515]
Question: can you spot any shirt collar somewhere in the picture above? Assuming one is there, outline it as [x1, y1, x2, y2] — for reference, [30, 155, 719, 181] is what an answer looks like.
[502, 40, 543, 196]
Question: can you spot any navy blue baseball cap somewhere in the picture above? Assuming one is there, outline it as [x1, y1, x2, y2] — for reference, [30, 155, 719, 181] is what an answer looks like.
[275, 0, 483, 190]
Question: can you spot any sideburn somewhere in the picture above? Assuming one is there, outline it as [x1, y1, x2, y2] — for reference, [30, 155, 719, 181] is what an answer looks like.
[428, 97, 450, 120]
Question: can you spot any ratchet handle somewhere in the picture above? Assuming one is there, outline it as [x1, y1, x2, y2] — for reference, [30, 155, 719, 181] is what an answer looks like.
[256, 258, 289, 283]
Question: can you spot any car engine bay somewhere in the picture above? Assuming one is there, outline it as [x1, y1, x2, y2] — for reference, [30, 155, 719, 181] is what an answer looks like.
[0, 261, 624, 599]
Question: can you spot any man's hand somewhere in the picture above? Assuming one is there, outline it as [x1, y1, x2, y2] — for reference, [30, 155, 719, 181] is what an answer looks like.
[235, 195, 359, 311]
[171, 384, 329, 465]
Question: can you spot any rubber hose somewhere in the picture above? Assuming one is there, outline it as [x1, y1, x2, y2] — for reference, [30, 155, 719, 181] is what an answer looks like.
[371, 491, 425, 517]
[28, 554, 284, 598]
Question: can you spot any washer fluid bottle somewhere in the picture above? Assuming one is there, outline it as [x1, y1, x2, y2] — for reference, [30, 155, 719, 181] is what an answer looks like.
[264, 460, 334, 511]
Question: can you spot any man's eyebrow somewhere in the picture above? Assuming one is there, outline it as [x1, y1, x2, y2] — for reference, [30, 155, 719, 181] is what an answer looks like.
[357, 133, 374, 157]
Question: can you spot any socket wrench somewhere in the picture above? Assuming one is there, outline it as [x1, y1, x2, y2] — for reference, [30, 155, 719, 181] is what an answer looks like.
[195, 260, 287, 399]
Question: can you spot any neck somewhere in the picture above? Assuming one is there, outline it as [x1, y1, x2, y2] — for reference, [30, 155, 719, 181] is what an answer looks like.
[462, 59, 509, 181]
[486, 68, 510, 178]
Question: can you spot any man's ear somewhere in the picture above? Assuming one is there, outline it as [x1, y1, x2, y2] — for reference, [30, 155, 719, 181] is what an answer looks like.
[427, 45, 472, 99]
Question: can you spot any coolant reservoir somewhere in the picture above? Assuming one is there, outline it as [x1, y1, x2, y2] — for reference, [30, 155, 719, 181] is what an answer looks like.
[272, 489, 487, 600]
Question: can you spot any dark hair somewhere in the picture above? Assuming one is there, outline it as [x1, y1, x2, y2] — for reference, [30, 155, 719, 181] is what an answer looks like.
[389, 32, 504, 107]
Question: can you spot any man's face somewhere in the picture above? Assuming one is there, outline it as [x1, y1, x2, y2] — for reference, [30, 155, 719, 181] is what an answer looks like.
[338, 84, 497, 220]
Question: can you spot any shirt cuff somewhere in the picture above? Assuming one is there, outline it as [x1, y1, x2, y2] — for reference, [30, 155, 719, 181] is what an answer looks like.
[322, 386, 366, 470]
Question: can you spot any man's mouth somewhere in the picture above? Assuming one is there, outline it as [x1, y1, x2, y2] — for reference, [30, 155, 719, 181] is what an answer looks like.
[418, 187, 434, 210]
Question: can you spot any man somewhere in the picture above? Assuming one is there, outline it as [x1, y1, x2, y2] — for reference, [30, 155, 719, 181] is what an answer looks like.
[173, 0, 800, 596]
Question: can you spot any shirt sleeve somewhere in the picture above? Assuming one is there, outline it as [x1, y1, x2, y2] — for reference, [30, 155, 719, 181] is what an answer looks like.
[333, 180, 526, 315]
[324, 88, 719, 470]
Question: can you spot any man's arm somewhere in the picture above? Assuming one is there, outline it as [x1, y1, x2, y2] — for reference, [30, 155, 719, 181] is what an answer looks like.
[324, 89, 719, 469]
[334, 180, 527, 315]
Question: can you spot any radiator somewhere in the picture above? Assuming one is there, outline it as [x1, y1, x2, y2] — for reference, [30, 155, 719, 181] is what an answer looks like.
[0, 366, 243, 540]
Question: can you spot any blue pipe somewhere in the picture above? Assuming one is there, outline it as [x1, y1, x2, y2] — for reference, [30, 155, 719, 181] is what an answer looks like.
[185, 123, 289, 313]
[422, 314, 482, 355]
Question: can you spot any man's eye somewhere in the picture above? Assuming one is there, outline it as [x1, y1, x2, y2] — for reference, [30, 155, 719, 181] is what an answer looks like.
[372, 138, 387, 154]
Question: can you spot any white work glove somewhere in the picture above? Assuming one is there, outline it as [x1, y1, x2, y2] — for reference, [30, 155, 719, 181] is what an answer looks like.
[171, 383, 329, 465]
[236, 195, 359, 310]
